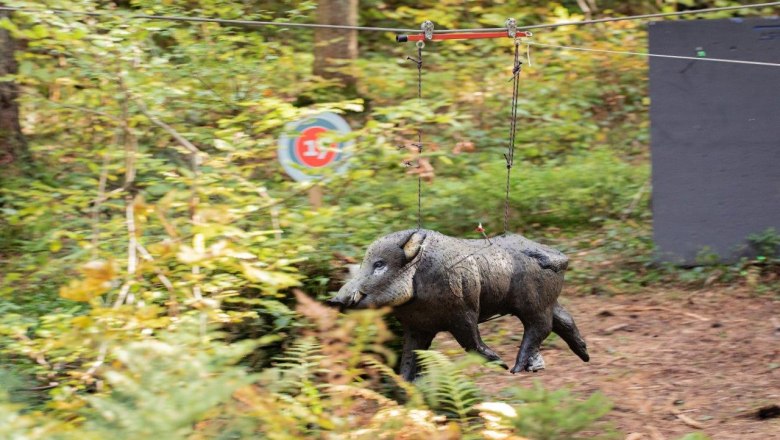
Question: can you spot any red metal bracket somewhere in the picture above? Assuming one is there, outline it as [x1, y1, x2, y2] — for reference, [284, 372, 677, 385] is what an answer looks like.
[396, 31, 532, 43]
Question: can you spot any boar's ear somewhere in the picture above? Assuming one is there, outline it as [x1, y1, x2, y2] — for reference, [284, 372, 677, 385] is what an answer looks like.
[401, 231, 426, 261]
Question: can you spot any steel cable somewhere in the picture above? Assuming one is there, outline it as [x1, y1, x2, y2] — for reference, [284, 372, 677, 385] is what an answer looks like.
[2, 2, 778, 34]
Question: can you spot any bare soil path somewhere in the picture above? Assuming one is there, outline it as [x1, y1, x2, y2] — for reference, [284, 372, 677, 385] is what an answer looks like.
[432, 287, 780, 439]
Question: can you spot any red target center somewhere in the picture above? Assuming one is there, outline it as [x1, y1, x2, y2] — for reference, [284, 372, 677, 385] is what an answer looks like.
[294, 127, 337, 168]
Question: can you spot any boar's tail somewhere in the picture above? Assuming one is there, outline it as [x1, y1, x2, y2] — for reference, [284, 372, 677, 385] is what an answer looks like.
[522, 248, 568, 273]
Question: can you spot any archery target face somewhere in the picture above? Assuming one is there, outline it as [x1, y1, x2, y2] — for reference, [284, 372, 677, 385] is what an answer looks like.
[278, 112, 352, 182]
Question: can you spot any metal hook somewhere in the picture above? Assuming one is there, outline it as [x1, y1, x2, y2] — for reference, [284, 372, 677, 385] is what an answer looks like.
[421, 20, 434, 41]
[505, 18, 517, 38]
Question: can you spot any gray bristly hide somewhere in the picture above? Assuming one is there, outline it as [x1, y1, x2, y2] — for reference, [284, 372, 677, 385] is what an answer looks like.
[327, 229, 590, 381]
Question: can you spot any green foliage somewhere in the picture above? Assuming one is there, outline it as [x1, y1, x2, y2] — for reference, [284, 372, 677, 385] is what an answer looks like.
[676, 434, 711, 440]
[502, 382, 615, 440]
[239, 297, 460, 439]
[748, 227, 780, 259]
[2, 289, 619, 439]
[412, 148, 648, 234]
[0, 395, 74, 440]
[2, 0, 768, 437]
[263, 337, 324, 395]
[85, 329, 256, 439]
[414, 350, 484, 422]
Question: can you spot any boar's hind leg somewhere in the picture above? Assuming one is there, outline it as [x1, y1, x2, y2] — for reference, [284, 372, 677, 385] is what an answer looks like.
[510, 312, 553, 374]
[449, 319, 508, 370]
[552, 302, 590, 362]
[400, 330, 436, 382]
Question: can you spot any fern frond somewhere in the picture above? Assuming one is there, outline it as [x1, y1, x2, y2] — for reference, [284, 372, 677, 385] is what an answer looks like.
[414, 350, 483, 423]
[363, 357, 424, 407]
[264, 337, 325, 395]
[506, 381, 615, 440]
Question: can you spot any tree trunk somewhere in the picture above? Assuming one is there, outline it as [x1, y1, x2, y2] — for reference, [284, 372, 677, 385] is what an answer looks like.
[313, 0, 358, 89]
[0, 10, 28, 168]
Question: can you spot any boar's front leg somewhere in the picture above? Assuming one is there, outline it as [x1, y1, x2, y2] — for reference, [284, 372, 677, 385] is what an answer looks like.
[449, 317, 508, 370]
[399, 329, 436, 381]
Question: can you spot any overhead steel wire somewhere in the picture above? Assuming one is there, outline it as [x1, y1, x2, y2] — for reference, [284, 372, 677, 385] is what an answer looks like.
[1, 2, 779, 34]
[527, 41, 780, 68]
[0, 6, 417, 32]
[1, 4, 778, 69]
[515, 1, 780, 31]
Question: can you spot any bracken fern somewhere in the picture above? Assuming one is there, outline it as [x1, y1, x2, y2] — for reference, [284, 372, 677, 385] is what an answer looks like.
[264, 337, 325, 395]
[414, 350, 483, 423]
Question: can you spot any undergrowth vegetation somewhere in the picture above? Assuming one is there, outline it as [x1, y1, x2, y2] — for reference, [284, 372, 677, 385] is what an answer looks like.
[0, 0, 775, 438]
[2, 293, 617, 439]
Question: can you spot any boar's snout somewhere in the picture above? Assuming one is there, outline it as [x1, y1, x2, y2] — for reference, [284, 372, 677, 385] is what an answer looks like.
[328, 279, 367, 310]
[324, 298, 345, 310]
[324, 293, 364, 310]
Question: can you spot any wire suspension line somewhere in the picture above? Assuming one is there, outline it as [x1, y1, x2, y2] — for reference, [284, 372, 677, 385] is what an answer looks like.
[0, 6, 417, 32]
[428, 1, 780, 32]
[2, 2, 778, 34]
[504, 40, 522, 234]
[411, 42, 425, 229]
[528, 41, 780, 68]
[516, 1, 780, 31]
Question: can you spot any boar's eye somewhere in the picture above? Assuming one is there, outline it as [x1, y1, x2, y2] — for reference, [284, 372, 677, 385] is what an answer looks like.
[372, 260, 386, 270]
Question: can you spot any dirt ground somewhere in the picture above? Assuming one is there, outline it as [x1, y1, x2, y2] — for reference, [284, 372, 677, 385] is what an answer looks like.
[431, 286, 780, 439]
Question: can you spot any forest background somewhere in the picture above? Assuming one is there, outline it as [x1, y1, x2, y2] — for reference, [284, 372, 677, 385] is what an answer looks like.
[1, 1, 778, 439]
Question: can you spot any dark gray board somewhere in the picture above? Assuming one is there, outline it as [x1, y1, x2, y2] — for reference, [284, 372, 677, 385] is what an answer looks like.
[649, 18, 780, 264]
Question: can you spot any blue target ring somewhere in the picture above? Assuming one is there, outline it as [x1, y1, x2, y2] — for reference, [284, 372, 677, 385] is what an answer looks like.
[278, 113, 352, 182]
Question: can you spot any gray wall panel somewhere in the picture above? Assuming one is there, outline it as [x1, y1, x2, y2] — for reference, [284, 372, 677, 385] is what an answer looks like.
[649, 18, 780, 264]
